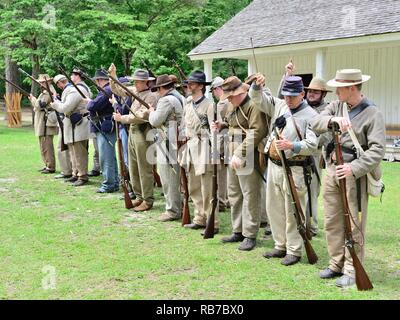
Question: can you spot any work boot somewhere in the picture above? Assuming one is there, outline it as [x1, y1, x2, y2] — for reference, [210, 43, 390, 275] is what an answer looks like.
[55, 173, 72, 179]
[281, 254, 301, 266]
[65, 176, 78, 183]
[38, 167, 47, 172]
[41, 168, 55, 174]
[319, 268, 343, 279]
[73, 179, 88, 187]
[221, 233, 244, 243]
[158, 212, 180, 222]
[335, 275, 356, 288]
[238, 238, 256, 251]
[133, 201, 153, 212]
[88, 170, 101, 177]
[184, 223, 205, 230]
[263, 248, 286, 259]
[131, 199, 143, 208]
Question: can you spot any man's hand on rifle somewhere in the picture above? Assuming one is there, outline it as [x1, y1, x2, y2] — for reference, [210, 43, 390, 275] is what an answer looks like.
[108, 63, 117, 78]
[331, 116, 352, 133]
[113, 111, 122, 123]
[211, 120, 222, 132]
[109, 94, 117, 106]
[336, 163, 353, 179]
[28, 94, 34, 101]
[230, 155, 243, 170]
[285, 60, 295, 76]
[275, 135, 294, 151]
[254, 73, 266, 87]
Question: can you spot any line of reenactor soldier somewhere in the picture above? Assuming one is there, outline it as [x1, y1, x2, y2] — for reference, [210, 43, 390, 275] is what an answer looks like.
[21, 59, 385, 290]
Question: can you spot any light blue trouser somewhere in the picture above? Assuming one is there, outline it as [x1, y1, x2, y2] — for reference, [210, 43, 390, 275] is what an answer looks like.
[97, 131, 119, 191]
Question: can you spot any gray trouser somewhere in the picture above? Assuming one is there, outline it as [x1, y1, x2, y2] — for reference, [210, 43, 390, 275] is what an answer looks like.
[57, 134, 72, 175]
[228, 166, 262, 239]
[92, 137, 100, 172]
[159, 163, 181, 218]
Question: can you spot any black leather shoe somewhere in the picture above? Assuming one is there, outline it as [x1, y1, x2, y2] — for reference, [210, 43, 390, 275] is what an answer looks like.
[54, 174, 72, 179]
[73, 179, 88, 187]
[41, 169, 55, 174]
[221, 233, 244, 243]
[260, 222, 268, 228]
[320, 268, 343, 279]
[281, 254, 301, 266]
[65, 176, 78, 183]
[263, 249, 286, 259]
[183, 223, 205, 230]
[238, 238, 256, 251]
[88, 170, 101, 177]
[200, 229, 219, 236]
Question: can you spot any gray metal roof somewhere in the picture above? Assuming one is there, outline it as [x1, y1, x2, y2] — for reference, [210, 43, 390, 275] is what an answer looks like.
[189, 0, 400, 56]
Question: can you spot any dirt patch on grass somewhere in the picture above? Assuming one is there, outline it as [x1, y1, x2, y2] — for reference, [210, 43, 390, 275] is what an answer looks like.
[57, 213, 75, 222]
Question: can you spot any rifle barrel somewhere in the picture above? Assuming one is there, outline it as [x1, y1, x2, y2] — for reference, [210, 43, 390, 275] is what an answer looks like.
[0, 76, 30, 96]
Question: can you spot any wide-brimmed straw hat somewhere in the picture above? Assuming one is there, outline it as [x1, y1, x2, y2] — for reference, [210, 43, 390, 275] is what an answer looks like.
[127, 69, 155, 81]
[327, 69, 371, 88]
[304, 77, 332, 92]
[37, 74, 53, 83]
[220, 76, 250, 100]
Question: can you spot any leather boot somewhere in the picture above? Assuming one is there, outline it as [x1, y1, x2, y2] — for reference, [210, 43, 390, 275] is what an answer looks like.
[221, 233, 244, 243]
[263, 248, 286, 259]
[131, 199, 143, 208]
[238, 238, 256, 251]
[281, 254, 301, 266]
[133, 201, 153, 212]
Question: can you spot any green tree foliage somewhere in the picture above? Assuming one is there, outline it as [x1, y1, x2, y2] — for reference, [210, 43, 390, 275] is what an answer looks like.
[0, 0, 251, 97]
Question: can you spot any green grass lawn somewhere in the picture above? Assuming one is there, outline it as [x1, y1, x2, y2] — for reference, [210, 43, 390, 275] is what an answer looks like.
[0, 121, 399, 300]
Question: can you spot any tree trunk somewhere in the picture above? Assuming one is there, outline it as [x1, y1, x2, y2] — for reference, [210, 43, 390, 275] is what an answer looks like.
[5, 54, 19, 95]
[122, 49, 135, 76]
[31, 53, 40, 96]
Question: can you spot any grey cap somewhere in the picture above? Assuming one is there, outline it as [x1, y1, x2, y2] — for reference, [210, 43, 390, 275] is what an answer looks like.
[210, 76, 224, 90]
[53, 74, 68, 84]
[127, 69, 155, 81]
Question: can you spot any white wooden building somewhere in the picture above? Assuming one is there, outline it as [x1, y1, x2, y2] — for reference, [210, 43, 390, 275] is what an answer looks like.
[188, 0, 400, 140]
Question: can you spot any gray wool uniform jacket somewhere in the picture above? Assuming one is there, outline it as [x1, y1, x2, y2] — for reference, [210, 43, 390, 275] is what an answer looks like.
[50, 83, 91, 144]
[249, 85, 318, 159]
[310, 98, 386, 179]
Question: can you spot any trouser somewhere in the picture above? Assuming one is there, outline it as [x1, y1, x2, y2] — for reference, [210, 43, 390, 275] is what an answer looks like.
[260, 178, 268, 224]
[159, 163, 181, 218]
[57, 134, 72, 175]
[119, 125, 129, 168]
[39, 135, 55, 171]
[128, 132, 154, 204]
[97, 131, 119, 191]
[266, 160, 306, 257]
[218, 164, 228, 206]
[188, 165, 219, 228]
[228, 166, 262, 239]
[324, 164, 368, 277]
[92, 136, 100, 172]
[308, 165, 321, 234]
[69, 140, 89, 180]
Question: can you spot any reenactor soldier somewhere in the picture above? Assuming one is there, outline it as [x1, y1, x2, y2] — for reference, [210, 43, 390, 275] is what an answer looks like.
[110, 64, 158, 212]
[213, 76, 268, 251]
[51, 74, 91, 186]
[70, 68, 100, 178]
[28, 74, 59, 174]
[87, 69, 119, 193]
[250, 75, 318, 265]
[311, 69, 386, 287]
[304, 76, 332, 236]
[179, 70, 219, 234]
[209, 76, 232, 212]
[148, 74, 185, 222]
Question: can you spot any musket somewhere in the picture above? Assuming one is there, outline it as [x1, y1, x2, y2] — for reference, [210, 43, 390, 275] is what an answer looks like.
[0, 75, 30, 96]
[115, 112, 134, 209]
[43, 75, 68, 151]
[77, 67, 112, 99]
[180, 139, 191, 226]
[172, 59, 187, 82]
[332, 123, 373, 290]
[58, 64, 114, 147]
[274, 120, 318, 264]
[18, 68, 49, 92]
[250, 37, 259, 74]
[203, 102, 219, 239]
